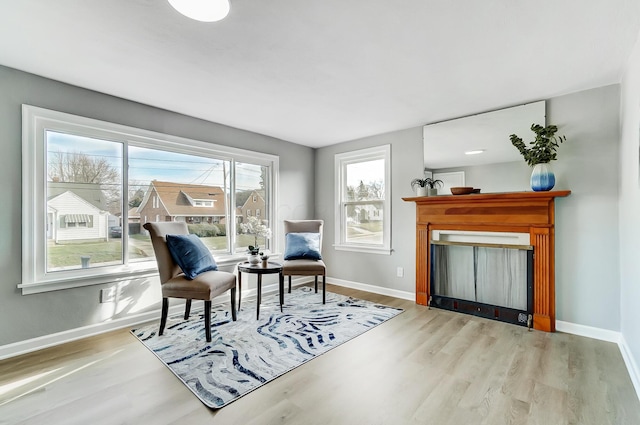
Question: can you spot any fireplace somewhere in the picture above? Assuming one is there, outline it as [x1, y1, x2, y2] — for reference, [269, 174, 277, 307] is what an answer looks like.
[429, 231, 534, 327]
[403, 191, 570, 332]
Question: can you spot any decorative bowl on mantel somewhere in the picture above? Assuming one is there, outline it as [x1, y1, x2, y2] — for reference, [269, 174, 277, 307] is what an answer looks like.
[450, 187, 474, 195]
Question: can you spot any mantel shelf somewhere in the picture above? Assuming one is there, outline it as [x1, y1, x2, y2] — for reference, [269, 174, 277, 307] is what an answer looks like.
[402, 190, 571, 204]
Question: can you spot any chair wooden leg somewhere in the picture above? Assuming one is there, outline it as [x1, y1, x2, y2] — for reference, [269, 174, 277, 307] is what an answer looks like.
[204, 300, 212, 342]
[238, 269, 242, 311]
[230, 287, 237, 321]
[314, 276, 318, 293]
[257, 275, 262, 320]
[288, 275, 292, 293]
[279, 272, 284, 312]
[159, 298, 169, 336]
[322, 275, 326, 304]
[184, 299, 192, 320]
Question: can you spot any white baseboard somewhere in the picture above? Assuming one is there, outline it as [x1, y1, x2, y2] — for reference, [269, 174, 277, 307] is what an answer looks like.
[250, 275, 415, 302]
[326, 276, 415, 301]
[0, 277, 310, 361]
[0, 303, 185, 361]
[619, 335, 640, 401]
[556, 320, 622, 343]
[556, 320, 640, 402]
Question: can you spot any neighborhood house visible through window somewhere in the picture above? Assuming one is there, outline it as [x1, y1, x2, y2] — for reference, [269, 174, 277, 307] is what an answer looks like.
[22, 105, 278, 293]
[334, 145, 391, 254]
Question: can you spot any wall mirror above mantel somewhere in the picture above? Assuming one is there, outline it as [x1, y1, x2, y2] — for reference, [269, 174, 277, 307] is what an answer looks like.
[423, 101, 546, 171]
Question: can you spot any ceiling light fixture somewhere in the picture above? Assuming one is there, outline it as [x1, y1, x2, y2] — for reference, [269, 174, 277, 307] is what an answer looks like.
[465, 149, 485, 155]
[168, 0, 230, 22]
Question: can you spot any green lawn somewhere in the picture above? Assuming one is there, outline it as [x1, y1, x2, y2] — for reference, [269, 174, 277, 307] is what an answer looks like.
[346, 220, 383, 243]
[47, 240, 126, 269]
[47, 233, 262, 269]
[347, 220, 383, 235]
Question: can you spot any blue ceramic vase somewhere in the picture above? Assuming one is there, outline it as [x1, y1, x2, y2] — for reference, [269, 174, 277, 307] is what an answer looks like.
[530, 163, 555, 191]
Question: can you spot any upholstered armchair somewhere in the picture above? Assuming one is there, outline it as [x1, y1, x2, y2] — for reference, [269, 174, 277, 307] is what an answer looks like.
[143, 222, 237, 342]
[282, 220, 326, 303]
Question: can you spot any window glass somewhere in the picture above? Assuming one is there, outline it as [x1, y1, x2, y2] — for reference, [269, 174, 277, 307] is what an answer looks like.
[128, 146, 231, 258]
[235, 162, 270, 254]
[344, 158, 385, 245]
[46, 131, 123, 272]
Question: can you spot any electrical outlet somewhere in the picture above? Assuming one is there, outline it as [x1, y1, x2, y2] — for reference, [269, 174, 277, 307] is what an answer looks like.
[100, 287, 117, 303]
[396, 267, 404, 278]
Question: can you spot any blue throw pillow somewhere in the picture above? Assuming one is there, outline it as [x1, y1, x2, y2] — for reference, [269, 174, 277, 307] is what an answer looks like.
[284, 232, 322, 260]
[165, 234, 218, 280]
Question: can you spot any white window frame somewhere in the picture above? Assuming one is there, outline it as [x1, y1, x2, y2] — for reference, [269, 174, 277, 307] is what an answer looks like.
[21, 105, 279, 294]
[334, 144, 391, 255]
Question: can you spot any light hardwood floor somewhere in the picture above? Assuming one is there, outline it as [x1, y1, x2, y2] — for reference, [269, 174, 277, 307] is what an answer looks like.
[1, 284, 639, 425]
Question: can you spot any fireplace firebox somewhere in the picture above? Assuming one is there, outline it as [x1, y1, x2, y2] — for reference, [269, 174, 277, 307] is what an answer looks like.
[430, 242, 534, 327]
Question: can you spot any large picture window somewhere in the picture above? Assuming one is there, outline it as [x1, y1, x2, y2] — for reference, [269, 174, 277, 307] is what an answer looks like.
[21, 105, 278, 294]
[334, 145, 391, 254]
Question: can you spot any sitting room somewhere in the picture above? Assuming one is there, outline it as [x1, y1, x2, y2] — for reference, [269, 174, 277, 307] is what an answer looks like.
[2, 1, 640, 423]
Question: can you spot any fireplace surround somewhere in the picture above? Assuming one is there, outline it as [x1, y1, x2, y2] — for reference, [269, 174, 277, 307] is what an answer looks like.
[403, 190, 570, 332]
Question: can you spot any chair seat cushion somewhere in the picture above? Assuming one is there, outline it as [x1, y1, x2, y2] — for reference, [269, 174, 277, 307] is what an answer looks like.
[166, 234, 218, 280]
[284, 232, 322, 260]
[282, 259, 326, 275]
[163, 270, 236, 300]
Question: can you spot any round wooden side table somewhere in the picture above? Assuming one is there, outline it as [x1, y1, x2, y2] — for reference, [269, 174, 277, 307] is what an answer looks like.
[237, 261, 284, 320]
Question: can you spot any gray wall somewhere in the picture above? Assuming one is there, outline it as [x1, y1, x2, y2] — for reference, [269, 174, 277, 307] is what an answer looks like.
[619, 35, 640, 375]
[548, 85, 620, 330]
[0, 65, 315, 346]
[315, 127, 422, 294]
[316, 84, 622, 331]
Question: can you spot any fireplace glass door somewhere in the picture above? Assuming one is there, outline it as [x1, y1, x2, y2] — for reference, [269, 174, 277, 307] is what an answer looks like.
[430, 243, 533, 327]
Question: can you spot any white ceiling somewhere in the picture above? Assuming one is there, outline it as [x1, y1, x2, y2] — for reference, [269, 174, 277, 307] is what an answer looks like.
[0, 0, 639, 148]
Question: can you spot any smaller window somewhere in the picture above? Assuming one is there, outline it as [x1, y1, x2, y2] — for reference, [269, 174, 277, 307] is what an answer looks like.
[256, 208, 261, 217]
[247, 209, 251, 217]
[253, 196, 257, 202]
[334, 145, 391, 255]
[194, 200, 214, 207]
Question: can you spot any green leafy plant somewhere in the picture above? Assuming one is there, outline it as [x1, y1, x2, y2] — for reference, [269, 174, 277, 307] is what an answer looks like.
[510, 124, 567, 167]
[411, 177, 443, 190]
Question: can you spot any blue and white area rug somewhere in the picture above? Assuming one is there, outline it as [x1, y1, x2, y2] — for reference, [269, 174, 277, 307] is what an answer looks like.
[132, 287, 403, 408]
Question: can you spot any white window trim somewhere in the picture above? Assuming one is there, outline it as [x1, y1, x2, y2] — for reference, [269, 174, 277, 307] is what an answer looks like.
[20, 105, 279, 294]
[334, 144, 391, 255]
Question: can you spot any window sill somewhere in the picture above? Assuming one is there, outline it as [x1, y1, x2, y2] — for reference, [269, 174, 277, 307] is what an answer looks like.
[333, 244, 392, 255]
[18, 252, 281, 295]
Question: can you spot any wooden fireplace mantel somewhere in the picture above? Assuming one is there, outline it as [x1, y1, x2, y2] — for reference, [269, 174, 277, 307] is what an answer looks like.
[402, 190, 571, 332]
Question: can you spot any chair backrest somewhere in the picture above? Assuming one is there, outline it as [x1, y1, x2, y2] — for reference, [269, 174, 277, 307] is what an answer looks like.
[143, 221, 189, 284]
[284, 220, 324, 253]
